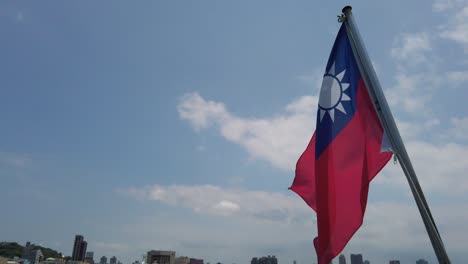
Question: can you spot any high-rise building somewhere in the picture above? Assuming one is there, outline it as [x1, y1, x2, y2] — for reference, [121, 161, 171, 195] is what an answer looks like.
[80, 241, 88, 261]
[72, 235, 87, 261]
[110, 256, 117, 264]
[339, 255, 346, 264]
[389, 261, 400, 264]
[293, 261, 297, 264]
[22, 242, 43, 264]
[85, 252, 95, 264]
[22, 242, 32, 259]
[72, 236, 83, 260]
[100, 257, 107, 264]
[147, 251, 175, 264]
[416, 260, 428, 264]
[350, 254, 363, 264]
[22, 242, 32, 262]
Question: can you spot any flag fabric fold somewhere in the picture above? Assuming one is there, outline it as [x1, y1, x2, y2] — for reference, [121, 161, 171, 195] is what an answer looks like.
[289, 24, 392, 264]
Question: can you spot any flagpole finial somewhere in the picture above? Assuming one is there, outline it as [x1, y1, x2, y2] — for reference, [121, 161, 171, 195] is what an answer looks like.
[342, 6, 352, 14]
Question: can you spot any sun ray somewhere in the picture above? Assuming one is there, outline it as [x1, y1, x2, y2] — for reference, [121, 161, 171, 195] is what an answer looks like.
[329, 108, 335, 121]
[320, 109, 326, 121]
[342, 83, 350, 91]
[336, 69, 346, 81]
[336, 103, 347, 114]
[328, 62, 335, 75]
[341, 93, 351, 101]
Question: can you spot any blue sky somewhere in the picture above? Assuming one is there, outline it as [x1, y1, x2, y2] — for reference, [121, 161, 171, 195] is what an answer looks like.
[1, 1, 468, 264]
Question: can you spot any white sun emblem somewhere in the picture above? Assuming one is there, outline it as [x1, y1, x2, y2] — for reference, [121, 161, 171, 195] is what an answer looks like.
[318, 62, 351, 122]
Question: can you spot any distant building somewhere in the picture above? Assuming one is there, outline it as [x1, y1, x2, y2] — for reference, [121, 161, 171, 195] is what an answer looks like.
[41, 258, 66, 264]
[175, 257, 189, 264]
[147, 251, 175, 264]
[339, 255, 346, 264]
[85, 253, 94, 264]
[10, 258, 28, 264]
[99, 257, 107, 264]
[416, 260, 428, 264]
[363, 261, 369, 264]
[67, 261, 88, 264]
[189, 259, 203, 264]
[23, 242, 32, 259]
[22, 242, 43, 264]
[389, 261, 400, 264]
[109, 257, 117, 264]
[29, 250, 43, 264]
[34, 250, 44, 264]
[250, 256, 276, 264]
[350, 254, 363, 264]
[72, 236, 87, 261]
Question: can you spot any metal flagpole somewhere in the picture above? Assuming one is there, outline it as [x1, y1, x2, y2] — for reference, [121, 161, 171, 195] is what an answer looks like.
[341, 6, 451, 264]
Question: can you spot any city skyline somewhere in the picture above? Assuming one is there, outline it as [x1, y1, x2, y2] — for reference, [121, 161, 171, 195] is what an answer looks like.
[0, 239, 434, 264]
[1, 0, 468, 264]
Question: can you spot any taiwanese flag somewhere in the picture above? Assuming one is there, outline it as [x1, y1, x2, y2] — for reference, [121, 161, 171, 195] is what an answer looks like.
[289, 24, 392, 264]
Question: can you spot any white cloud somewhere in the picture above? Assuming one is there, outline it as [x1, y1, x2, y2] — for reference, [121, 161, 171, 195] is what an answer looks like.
[94, 242, 130, 251]
[177, 93, 468, 195]
[446, 117, 468, 141]
[16, 12, 24, 22]
[349, 200, 468, 263]
[118, 184, 313, 223]
[395, 118, 440, 141]
[226, 176, 245, 185]
[0, 151, 30, 168]
[119, 183, 468, 263]
[196, 145, 206, 152]
[386, 72, 438, 116]
[385, 32, 444, 118]
[213, 200, 240, 214]
[390, 32, 432, 66]
[177, 93, 229, 131]
[93, 242, 131, 258]
[377, 139, 468, 194]
[439, 6, 468, 52]
[446, 71, 468, 85]
[356, 202, 427, 250]
[432, 0, 466, 11]
[178, 93, 317, 171]
[296, 68, 324, 90]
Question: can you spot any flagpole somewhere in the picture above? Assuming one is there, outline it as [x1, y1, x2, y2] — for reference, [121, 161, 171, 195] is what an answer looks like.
[341, 6, 451, 264]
